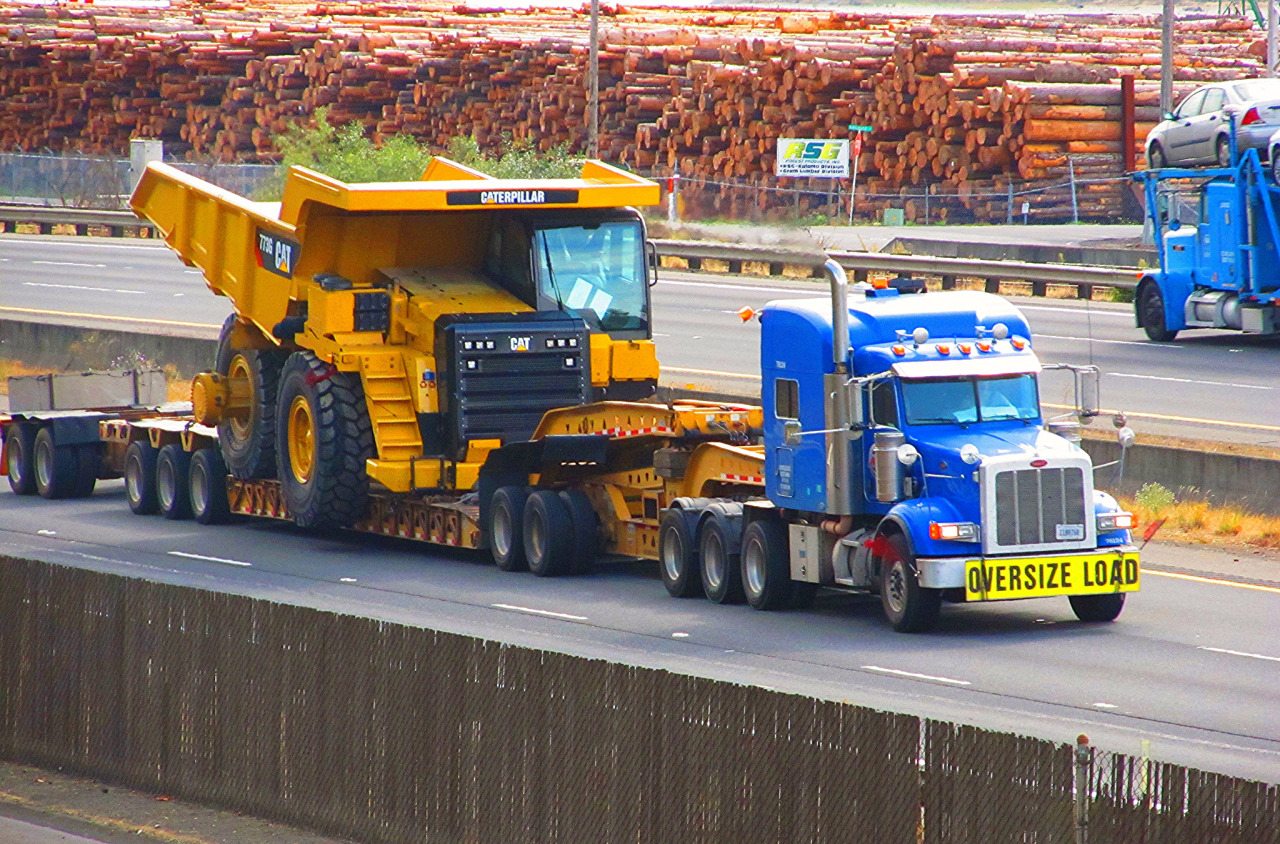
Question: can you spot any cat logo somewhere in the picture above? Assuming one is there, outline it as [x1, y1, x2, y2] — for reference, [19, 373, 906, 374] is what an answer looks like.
[510, 336, 531, 352]
[255, 228, 300, 279]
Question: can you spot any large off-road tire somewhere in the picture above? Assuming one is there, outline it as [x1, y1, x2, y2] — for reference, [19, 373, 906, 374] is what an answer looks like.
[741, 519, 795, 611]
[1146, 142, 1167, 171]
[5, 423, 36, 496]
[275, 351, 373, 529]
[1069, 593, 1125, 623]
[699, 513, 745, 604]
[1137, 283, 1178, 342]
[33, 427, 77, 500]
[124, 441, 160, 515]
[524, 490, 573, 577]
[156, 444, 193, 520]
[490, 486, 530, 571]
[190, 447, 232, 525]
[558, 489, 598, 574]
[216, 314, 287, 480]
[658, 508, 702, 598]
[879, 533, 941, 633]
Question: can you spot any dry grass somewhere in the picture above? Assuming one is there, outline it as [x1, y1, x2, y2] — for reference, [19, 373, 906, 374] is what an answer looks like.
[1124, 496, 1280, 553]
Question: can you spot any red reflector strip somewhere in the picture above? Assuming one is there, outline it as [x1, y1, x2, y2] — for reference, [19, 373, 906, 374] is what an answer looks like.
[599, 425, 676, 438]
[720, 473, 764, 484]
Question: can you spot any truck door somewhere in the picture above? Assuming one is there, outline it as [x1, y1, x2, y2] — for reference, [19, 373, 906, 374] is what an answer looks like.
[1199, 184, 1240, 289]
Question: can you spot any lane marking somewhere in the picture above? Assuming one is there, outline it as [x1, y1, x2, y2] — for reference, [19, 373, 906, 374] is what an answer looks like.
[664, 366, 760, 380]
[31, 260, 107, 269]
[0, 236, 169, 251]
[25, 281, 145, 295]
[168, 550, 252, 567]
[1035, 333, 1167, 348]
[1145, 569, 1280, 595]
[492, 603, 588, 621]
[1198, 646, 1280, 663]
[862, 665, 972, 686]
[0, 306, 220, 330]
[1108, 372, 1270, 391]
[1041, 403, 1280, 434]
[1093, 702, 1118, 709]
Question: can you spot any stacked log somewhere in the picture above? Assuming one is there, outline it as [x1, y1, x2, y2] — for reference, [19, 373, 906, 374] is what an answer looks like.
[0, 0, 1268, 222]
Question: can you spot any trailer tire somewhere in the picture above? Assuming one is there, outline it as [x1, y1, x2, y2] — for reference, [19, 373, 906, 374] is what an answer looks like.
[559, 489, 598, 574]
[699, 513, 745, 604]
[5, 423, 36, 496]
[34, 427, 77, 500]
[276, 351, 373, 529]
[741, 519, 794, 610]
[490, 486, 530, 571]
[879, 533, 940, 633]
[156, 444, 193, 520]
[124, 441, 160, 515]
[1069, 593, 1125, 623]
[524, 490, 573, 577]
[1137, 283, 1177, 342]
[72, 444, 99, 498]
[190, 448, 232, 525]
[658, 509, 702, 598]
[216, 315, 287, 480]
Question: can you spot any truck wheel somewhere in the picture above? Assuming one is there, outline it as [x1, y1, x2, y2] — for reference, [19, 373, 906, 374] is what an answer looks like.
[741, 520, 794, 610]
[524, 490, 573, 577]
[5, 423, 36, 496]
[1069, 593, 1125, 623]
[156, 444, 193, 520]
[490, 486, 530, 571]
[699, 514, 745, 604]
[190, 448, 232, 525]
[879, 534, 940, 633]
[1137, 284, 1177, 342]
[124, 441, 160, 515]
[216, 314, 287, 480]
[33, 427, 77, 500]
[275, 351, 373, 529]
[559, 489, 598, 574]
[72, 444, 99, 498]
[658, 509, 702, 598]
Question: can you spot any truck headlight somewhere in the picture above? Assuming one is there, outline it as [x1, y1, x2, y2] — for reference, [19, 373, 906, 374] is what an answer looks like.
[1097, 512, 1134, 532]
[929, 521, 978, 541]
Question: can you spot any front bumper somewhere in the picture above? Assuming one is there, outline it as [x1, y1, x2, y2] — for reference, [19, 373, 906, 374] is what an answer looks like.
[917, 546, 1140, 601]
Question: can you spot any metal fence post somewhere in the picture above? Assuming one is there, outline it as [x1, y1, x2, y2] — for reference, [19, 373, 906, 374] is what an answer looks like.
[667, 169, 680, 224]
[1006, 182, 1014, 225]
[1074, 734, 1092, 844]
[1069, 157, 1079, 224]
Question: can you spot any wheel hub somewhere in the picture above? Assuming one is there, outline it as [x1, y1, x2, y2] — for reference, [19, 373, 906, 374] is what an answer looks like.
[287, 395, 316, 484]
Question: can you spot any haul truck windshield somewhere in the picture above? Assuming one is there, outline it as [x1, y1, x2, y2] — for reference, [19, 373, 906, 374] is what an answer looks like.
[535, 220, 648, 338]
[901, 373, 1040, 426]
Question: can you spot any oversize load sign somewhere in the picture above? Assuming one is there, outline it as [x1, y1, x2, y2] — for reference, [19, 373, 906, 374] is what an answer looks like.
[964, 552, 1140, 602]
[776, 139, 850, 178]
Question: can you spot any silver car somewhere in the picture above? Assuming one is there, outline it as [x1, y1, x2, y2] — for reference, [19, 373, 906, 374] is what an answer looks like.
[1145, 78, 1280, 169]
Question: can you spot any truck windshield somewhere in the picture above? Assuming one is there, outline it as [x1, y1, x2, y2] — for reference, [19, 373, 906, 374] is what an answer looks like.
[534, 221, 647, 336]
[901, 373, 1039, 426]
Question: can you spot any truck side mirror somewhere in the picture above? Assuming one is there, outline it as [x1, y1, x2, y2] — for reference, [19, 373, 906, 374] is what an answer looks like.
[1077, 368, 1100, 419]
[646, 241, 659, 287]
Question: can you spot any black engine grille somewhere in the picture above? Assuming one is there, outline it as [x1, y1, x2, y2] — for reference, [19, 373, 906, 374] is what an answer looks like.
[993, 466, 1087, 548]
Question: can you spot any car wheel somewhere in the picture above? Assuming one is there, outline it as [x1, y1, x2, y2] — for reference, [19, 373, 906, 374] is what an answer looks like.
[1147, 143, 1167, 171]
[1215, 136, 1231, 168]
[1271, 149, 1280, 183]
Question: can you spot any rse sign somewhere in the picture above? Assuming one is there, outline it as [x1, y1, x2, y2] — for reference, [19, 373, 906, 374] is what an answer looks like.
[776, 139, 850, 178]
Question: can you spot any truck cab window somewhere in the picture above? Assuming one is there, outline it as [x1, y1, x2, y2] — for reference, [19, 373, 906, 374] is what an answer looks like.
[533, 221, 648, 339]
[484, 217, 536, 305]
[869, 380, 898, 427]
[775, 378, 799, 419]
[901, 373, 1039, 426]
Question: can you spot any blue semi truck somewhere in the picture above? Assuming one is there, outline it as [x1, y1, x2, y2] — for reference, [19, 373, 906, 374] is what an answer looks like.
[656, 261, 1138, 632]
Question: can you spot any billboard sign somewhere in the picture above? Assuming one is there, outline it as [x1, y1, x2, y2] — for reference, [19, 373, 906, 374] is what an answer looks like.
[776, 138, 850, 178]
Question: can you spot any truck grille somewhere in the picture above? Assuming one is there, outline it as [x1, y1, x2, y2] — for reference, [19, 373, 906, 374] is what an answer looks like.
[993, 466, 1087, 548]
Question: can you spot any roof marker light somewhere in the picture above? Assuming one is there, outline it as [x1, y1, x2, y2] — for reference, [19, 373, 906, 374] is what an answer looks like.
[936, 344, 951, 355]
[958, 343, 972, 354]
[892, 344, 906, 356]
[976, 341, 991, 352]
[1011, 337, 1027, 350]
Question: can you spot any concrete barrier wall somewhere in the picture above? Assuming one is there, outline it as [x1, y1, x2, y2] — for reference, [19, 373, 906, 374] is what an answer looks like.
[4, 322, 1278, 515]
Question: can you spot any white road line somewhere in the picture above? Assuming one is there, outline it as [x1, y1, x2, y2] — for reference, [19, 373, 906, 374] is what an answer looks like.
[1106, 372, 1271, 391]
[30, 260, 107, 269]
[1034, 333, 1170, 348]
[1093, 702, 1118, 709]
[24, 281, 144, 295]
[862, 665, 972, 686]
[168, 550, 252, 567]
[1, 237, 168, 251]
[1198, 646, 1280, 663]
[1017, 304, 1130, 319]
[492, 603, 588, 621]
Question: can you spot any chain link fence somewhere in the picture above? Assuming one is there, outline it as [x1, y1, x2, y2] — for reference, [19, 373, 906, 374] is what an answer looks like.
[1, 555, 1275, 844]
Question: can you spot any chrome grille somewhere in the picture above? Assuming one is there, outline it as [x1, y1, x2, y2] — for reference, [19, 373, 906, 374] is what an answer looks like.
[994, 466, 1086, 547]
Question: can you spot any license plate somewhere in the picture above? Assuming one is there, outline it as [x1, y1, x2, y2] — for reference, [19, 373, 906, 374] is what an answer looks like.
[964, 552, 1140, 602]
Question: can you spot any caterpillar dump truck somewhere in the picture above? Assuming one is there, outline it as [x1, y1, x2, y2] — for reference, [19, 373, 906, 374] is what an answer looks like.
[2, 160, 1138, 631]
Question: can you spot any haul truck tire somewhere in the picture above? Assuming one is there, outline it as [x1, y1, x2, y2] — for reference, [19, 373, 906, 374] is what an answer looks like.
[190, 448, 232, 525]
[276, 351, 373, 529]
[1137, 283, 1177, 342]
[156, 444, 193, 520]
[699, 512, 745, 605]
[490, 486, 530, 572]
[124, 441, 160, 515]
[658, 509, 702, 598]
[216, 315, 287, 480]
[524, 490, 573, 577]
[1069, 593, 1125, 623]
[558, 489, 598, 574]
[34, 427, 77, 500]
[879, 533, 941, 633]
[741, 519, 794, 611]
[5, 423, 36, 496]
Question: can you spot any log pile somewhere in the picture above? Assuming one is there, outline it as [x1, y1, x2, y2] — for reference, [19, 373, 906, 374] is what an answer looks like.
[0, 0, 1267, 222]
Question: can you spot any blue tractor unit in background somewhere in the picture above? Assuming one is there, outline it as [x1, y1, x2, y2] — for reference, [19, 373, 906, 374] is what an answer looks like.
[1134, 144, 1280, 341]
[660, 261, 1139, 632]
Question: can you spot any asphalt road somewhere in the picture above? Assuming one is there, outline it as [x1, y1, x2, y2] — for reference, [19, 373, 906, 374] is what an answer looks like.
[3, 233, 1279, 446]
[2, 483, 1278, 785]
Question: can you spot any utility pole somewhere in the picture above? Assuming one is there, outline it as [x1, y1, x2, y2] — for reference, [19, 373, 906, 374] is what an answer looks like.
[1269, 0, 1277, 77]
[1160, 0, 1174, 114]
[588, 0, 600, 158]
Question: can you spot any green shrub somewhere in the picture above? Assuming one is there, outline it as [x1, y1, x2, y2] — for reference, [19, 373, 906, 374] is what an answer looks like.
[1135, 482, 1176, 514]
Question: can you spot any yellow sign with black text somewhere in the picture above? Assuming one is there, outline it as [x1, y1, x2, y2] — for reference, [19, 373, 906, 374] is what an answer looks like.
[964, 552, 1140, 602]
